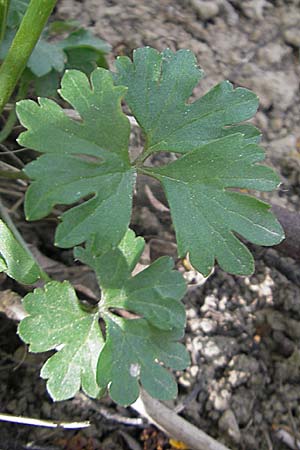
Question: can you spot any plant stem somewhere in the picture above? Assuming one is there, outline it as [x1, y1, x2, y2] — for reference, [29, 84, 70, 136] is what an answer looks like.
[0, 75, 30, 143]
[0, 169, 28, 179]
[0, 0, 57, 114]
[0, 0, 9, 46]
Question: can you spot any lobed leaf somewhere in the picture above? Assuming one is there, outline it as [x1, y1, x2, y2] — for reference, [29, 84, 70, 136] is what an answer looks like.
[115, 47, 260, 155]
[75, 230, 187, 331]
[97, 316, 189, 406]
[27, 40, 65, 77]
[17, 68, 135, 251]
[19, 230, 188, 404]
[17, 48, 284, 277]
[144, 134, 284, 275]
[58, 29, 112, 74]
[18, 281, 104, 400]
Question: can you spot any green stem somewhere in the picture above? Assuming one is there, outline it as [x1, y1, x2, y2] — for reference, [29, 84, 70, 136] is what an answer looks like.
[0, 0, 57, 114]
[0, 169, 29, 179]
[0, 106, 16, 142]
[0, 75, 30, 143]
[0, 0, 9, 46]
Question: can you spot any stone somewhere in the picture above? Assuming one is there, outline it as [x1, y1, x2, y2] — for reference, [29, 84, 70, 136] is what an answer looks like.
[190, 0, 220, 20]
[284, 28, 300, 47]
[244, 69, 299, 111]
[210, 389, 231, 411]
[199, 318, 217, 334]
[218, 409, 241, 444]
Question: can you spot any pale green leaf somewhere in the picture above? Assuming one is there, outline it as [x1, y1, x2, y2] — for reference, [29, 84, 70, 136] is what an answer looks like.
[7, 0, 29, 28]
[0, 219, 42, 284]
[18, 281, 104, 400]
[27, 40, 65, 77]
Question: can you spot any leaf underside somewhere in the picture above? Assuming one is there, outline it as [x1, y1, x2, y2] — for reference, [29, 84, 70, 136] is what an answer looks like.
[19, 230, 189, 405]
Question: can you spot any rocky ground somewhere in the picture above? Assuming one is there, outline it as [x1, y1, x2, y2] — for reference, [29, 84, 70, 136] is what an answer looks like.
[1, 0, 300, 449]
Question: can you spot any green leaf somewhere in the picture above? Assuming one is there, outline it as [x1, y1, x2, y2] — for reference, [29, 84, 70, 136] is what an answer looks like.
[59, 29, 111, 74]
[58, 28, 111, 54]
[75, 230, 187, 331]
[16, 68, 135, 251]
[115, 47, 260, 156]
[47, 19, 81, 35]
[64, 47, 109, 74]
[33, 69, 60, 97]
[76, 229, 188, 405]
[0, 219, 43, 284]
[0, 30, 65, 78]
[19, 230, 188, 404]
[27, 40, 65, 77]
[143, 134, 284, 276]
[18, 281, 104, 400]
[97, 316, 188, 406]
[6, 0, 29, 28]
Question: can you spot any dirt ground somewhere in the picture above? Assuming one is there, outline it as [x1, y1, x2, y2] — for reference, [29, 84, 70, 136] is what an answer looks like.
[1, 0, 300, 449]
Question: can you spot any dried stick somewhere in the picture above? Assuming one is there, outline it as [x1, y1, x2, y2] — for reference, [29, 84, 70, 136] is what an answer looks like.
[131, 389, 231, 450]
[0, 412, 90, 429]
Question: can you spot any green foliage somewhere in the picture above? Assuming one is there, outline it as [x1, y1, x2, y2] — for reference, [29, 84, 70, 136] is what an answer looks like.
[17, 48, 284, 276]
[7, 43, 285, 408]
[17, 69, 135, 250]
[18, 230, 188, 405]
[143, 134, 283, 275]
[0, 219, 42, 284]
[0, 8, 110, 97]
[18, 280, 104, 400]
[6, 0, 30, 28]
[114, 47, 261, 156]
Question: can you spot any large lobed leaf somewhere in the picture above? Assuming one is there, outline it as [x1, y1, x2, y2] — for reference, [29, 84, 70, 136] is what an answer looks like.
[16, 47, 284, 276]
[19, 230, 189, 405]
[17, 68, 135, 252]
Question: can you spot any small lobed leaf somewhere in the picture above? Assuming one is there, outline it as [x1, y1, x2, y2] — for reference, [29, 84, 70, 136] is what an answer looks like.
[75, 230, 187, 331]
[19, 231, 188, 404]
[58, 29, 112, 74]
[58, 28, 111, 54]
[17, 68, 135, 252]
[97, 316, 189, 406]
[0, 30, 65, 78]
[18, 281, 104, 400]
[0, 219, 42, 284]
[27, 40, 65, 77]
[115, 47, 260, 156]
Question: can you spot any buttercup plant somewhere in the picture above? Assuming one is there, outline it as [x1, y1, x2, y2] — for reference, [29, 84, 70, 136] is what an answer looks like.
[0, 0, 284, 407]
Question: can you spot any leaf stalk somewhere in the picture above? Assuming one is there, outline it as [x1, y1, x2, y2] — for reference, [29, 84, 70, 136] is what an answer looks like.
[0, 0, 57, 114]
